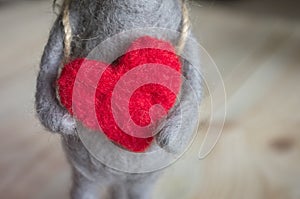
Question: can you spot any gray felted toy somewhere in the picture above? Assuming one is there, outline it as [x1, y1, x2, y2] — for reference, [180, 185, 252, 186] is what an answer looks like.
[35, 0, 202, 198]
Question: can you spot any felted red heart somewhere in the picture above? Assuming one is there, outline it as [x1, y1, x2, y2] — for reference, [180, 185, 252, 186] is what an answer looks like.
[57, 36, 181, 152]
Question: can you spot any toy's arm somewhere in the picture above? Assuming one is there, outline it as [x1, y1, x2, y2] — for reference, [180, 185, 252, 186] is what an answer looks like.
[156, 41, 202, 153]
[35, 15, 76, 135]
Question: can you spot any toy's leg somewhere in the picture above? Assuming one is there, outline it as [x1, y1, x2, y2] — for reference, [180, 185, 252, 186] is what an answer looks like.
[125, 173, 159, 199]
[70, 167, 102, 199]
[108, 183, 128, 199]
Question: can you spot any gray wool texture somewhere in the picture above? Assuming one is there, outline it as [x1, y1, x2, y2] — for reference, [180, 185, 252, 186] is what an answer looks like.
[35, 0, 202, 198]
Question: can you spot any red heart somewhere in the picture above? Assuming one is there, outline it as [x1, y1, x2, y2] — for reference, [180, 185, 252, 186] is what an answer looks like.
[57, 36, 181, 152]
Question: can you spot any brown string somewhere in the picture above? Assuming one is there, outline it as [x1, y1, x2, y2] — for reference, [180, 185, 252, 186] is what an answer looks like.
[177, 0, 190, 54]
[62, 0, 72, 63]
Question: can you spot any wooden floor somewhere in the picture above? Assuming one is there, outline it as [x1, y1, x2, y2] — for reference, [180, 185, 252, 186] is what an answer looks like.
[0, 1, 299, 199]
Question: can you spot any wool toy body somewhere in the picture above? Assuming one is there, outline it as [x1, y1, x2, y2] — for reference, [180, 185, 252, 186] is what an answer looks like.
[35, 0, 202, 199]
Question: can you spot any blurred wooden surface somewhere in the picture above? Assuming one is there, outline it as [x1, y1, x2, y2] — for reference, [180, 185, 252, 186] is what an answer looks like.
[0, 1, 299, 199]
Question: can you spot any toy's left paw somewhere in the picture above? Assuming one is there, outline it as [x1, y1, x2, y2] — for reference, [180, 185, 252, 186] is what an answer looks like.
[156, 124, 183, 154]
[155, 105, 199, 154]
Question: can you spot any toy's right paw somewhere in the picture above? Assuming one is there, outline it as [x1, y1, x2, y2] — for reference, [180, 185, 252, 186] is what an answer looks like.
[59, 113, 77, 135]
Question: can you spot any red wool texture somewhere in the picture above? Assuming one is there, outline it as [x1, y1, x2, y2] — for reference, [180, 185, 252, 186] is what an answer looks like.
[57, 36, 182, 152]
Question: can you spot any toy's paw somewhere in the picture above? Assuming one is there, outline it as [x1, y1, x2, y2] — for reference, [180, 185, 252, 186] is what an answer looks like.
[155, 98, 200, 154]
[59, 113, 77, 135]
[156, 124, 183, 154]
